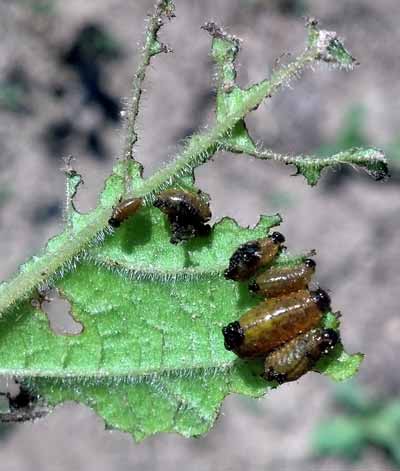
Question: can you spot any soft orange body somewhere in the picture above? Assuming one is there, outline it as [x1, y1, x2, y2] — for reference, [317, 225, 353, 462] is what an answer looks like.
[257, 238, 282, 266]
[224, 232, 285, 281]
[263, 328, 339, 383]
[109, 198, 143, 227]
[250, 259, 316, 298]
[154, 189, 211, 221]
[154, 189, 211, 243]
[233, 290, 327, 358]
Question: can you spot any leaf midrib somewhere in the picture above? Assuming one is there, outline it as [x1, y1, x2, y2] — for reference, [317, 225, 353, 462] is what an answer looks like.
[0, 361, 234, 381]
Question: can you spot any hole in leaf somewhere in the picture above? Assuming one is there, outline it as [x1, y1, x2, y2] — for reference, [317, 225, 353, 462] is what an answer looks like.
[37, 288, 83, 336]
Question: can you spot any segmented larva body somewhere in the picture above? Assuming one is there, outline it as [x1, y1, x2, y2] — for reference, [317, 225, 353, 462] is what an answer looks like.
[224, 232, 286, 281]
[222, 288, 331, 358]
[263, 328, 339, 384]
[249, 259, 316, 298]
[153, 189, 211, 244]
[108, 198, 143, 228]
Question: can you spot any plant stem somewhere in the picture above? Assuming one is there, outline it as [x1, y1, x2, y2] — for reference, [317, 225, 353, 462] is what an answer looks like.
[0, 25, 359, 316]
[134, 48, 317, 199]
[0, 209, 111, 315]
[225, 146, 386, 166]
[122, 0, 172, 163]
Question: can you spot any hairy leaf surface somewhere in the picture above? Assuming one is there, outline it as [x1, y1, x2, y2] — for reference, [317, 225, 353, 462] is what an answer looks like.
[0, 164, 362, 440]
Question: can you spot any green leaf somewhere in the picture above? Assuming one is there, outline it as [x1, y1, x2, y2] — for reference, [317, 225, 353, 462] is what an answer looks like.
[315, 347, 364, 382]
[313, 389, 400, 466]
[307, 18, 356, 70]
[294, 148, 389, 186]
[0, 186, 279, 440]
[313, 417, 366, 460]
[0, 13, 369, 441]
[0, 166, 361, 439]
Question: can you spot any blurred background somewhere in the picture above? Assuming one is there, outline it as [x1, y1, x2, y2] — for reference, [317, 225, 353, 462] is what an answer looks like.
[0, 0, 400, 469]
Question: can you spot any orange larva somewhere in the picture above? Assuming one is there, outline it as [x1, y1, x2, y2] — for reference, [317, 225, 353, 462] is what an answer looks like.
[108, 198, 143, 228]
[222, 288, 331, 358]
[224, 232, 285, 281]
[249, 258, 316, 298]
[153, 189, 211, 244]
[263, 328, 339, 384]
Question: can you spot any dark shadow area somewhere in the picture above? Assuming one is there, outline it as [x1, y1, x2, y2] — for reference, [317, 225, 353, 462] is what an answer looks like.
[43, 119, 110, 162]
[43, 119, 75, 157]
[183, 228, 214, 252]
[120, 212, 153, 253]
[30, 200, 62, 225]
[320, 165, 355, 192]
[236, 281, 261, 310]
[43, 23, 124, 163]
[61, 23, 122, 122]
[0, 65, 32, 114]
[233, 357, 267, 388]
[174, 91, 215, 142]
[275, 0, 307, 16]
[86, 129, 108, 161]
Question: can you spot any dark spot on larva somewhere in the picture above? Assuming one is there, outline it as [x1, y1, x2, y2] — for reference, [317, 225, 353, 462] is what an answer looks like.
[224, 242, 260, 281]
[312, 288, 331, 312]
[304, 258, 316, 268]
[271, 232, 285, 244]
[222, 321, 244, 351]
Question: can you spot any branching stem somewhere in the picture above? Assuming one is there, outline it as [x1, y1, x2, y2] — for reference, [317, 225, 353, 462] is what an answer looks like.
[121, 0, 173, 191]
[225, 146, 386, 167]
[0, 15, 386, 317]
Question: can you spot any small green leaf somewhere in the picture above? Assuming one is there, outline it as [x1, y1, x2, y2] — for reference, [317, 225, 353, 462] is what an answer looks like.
[313, 389, 400, 466]
[307, 18, 356, 70]
[294, 148, 389, 186]
[220, 121, 256, 155]
[315, 347, 364, 382]
[313, 417, 366, 460]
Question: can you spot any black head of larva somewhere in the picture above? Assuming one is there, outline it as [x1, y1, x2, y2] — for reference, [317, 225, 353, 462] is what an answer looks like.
[224, 242, 260, 280]
[270, 232, 285, 244]
[153, 198, 163, 209]
[248, 280, 260, 293]
[322, 328, 340, 349]
[263, 368, 287, 385]
[312, 288, 331, 312]
[304, 258, 316, 269]
[108, 217, 121, 228]
[222, 321, 244, 351]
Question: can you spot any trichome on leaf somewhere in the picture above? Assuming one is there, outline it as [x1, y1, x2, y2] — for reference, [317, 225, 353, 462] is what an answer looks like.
[0, 0, 385, 441]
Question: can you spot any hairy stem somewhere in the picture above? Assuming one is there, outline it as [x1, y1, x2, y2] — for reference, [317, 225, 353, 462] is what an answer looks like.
[0, 23, 362, 315]
[0, 210, 111, 315]
[134, 48, 318, 200]
[122, 0, 172, 163]
[226, 146, 386, 166]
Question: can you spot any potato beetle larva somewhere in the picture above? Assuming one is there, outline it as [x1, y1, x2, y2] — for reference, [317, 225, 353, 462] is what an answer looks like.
[249, 258, 316, 298]
[224, 232, 285, 281]
[222, 288, 331, 358]
[153, 189, 211, 244]
[263, 327, 339, 384]
[108, 197, 143, 228]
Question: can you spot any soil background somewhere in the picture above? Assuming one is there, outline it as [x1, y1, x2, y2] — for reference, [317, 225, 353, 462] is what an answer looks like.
[0, 0, 400, 470]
